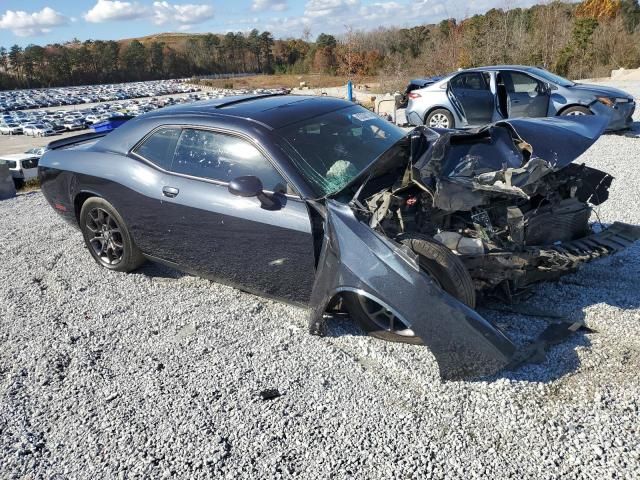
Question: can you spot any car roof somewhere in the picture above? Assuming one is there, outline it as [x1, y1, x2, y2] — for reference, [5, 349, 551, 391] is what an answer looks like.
[462, 65, 537, 73]
[141, 94, 353, 129]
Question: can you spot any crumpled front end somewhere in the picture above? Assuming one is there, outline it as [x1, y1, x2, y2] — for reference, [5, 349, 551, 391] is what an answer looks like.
[362, 115, 640, 296]
[311, 115, 640, 381]
[309, 201, 516, 381]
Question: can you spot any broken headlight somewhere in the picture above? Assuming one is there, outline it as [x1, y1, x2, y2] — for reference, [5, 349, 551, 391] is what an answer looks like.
[596, 96, 615, 107]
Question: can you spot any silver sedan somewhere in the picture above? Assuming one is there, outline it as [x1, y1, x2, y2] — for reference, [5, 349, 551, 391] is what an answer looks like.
[406, 65, 635, 131]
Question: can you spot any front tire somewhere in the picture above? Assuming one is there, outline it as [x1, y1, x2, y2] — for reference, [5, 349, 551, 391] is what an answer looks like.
[560, 105, 592, 116]
[79, 197, 144, 272]
[425, 108, 455, 129]
[344, 234, 476, 344]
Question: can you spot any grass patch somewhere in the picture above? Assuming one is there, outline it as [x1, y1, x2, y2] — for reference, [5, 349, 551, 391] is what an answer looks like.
[200, 74, 380, 90]
[18, 178, 40, 193]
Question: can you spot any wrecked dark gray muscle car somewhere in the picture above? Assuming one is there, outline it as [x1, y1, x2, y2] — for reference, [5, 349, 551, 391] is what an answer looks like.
[38, 95, 640, 381]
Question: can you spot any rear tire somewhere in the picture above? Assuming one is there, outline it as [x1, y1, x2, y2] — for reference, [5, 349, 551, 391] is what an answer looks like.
[425, 108, 455, 129]
[560, 105, 592, 116]
[79, 197, 145, 272]
[344, 234, 476, 344]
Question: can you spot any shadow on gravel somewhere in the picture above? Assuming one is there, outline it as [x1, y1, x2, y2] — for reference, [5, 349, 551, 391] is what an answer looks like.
[476, 302, 593, 384]
[608, 120, 640, 137]
[137, 261, 187, 280]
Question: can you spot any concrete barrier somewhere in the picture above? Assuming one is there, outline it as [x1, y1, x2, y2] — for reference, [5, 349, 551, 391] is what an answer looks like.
[0, 163, 16, 200]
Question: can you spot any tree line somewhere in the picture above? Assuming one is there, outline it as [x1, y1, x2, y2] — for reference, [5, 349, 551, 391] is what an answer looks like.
[0, 0, 639, 90]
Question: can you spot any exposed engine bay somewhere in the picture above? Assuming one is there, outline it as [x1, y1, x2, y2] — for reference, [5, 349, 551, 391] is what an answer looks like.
[351, 118, 638, 298]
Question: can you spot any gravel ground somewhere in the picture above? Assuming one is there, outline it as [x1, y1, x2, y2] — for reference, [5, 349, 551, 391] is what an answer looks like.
[1, 124, 640, 479]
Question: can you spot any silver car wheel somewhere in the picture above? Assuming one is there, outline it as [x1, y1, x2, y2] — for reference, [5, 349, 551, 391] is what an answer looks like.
[566, 111, 587, 116]
[429, 113, 450, 128]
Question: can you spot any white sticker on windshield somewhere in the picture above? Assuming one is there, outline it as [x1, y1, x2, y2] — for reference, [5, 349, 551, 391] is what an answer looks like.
[352, 111, 378, 122]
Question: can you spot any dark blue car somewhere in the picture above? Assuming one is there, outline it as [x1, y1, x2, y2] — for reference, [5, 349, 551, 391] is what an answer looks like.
[39, 94, 640, 380]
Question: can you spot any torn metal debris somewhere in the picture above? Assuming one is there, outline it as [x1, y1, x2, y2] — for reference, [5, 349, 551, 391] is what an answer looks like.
[309, 114, 640, 380]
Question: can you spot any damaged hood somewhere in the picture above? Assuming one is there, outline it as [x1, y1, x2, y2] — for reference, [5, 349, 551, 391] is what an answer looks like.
[306, 114, 635, 381]
[412, 115, 609, 211]
[495, 116, 608, 170]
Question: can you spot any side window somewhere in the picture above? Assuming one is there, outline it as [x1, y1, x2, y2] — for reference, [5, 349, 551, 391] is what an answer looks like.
[21, 158, 39, 169]
[133, 127, 181, 170]
[450, 73, 488, 91]
[507, 72, 541, 93]
[172, 129, 288, 193]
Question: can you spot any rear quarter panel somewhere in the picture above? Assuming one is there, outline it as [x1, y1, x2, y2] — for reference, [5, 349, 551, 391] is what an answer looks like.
[407, 88, 458, 126]
[39, 149, 166, 252]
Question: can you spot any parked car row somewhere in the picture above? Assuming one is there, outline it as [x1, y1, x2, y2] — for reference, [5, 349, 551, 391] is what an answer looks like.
[0, 86, 290, 139]
[0, 79, 199, 112]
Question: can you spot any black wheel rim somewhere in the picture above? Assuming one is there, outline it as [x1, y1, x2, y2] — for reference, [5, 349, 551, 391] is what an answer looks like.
[357, 295, 416, 337]
[85, 208, 124, 266]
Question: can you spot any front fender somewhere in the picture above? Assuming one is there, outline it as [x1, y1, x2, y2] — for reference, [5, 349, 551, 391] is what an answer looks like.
[309, 200, 516, 381]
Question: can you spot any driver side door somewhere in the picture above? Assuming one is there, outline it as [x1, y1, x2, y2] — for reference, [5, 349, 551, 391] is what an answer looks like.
[153, 127, 317, 305]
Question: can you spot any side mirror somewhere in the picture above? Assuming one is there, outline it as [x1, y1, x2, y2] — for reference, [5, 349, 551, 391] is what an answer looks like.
[228, 175, 263, 197]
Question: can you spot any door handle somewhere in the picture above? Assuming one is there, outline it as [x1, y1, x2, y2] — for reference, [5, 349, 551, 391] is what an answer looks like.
[162, 186, 179, 198]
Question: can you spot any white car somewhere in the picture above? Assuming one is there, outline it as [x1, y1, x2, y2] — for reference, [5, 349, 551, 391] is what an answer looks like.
[63, 119, 84, 131]
[0, 154, 39, 188]
[0, 123, 23, 135]
[23, 124, 54, 137]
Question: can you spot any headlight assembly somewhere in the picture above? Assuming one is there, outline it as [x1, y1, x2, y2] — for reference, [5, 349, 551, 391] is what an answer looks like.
[596, 96, 615, 107]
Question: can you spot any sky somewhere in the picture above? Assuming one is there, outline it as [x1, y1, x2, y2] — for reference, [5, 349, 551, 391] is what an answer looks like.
[0, 0, 556, 46]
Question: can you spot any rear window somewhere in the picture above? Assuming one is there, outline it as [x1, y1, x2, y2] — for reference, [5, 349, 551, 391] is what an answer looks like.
[134, 127, 181, 170]
[450, 72, 489, 91]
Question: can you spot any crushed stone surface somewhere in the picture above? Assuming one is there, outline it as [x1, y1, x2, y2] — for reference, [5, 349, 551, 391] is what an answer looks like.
[1, 127, 639, 479]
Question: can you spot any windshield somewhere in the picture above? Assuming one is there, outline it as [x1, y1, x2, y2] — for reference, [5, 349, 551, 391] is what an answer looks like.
[529, 67, 575, 87]
[277, 105, 407, 197]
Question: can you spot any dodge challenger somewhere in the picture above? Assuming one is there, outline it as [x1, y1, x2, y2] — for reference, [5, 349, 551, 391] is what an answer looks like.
[38, 94, 640, 380]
